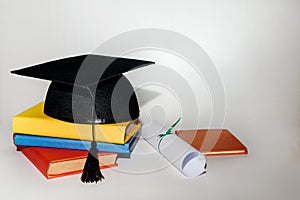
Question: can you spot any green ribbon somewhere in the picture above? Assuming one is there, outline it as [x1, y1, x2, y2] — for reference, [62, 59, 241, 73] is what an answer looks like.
[157, 117, 182, 152]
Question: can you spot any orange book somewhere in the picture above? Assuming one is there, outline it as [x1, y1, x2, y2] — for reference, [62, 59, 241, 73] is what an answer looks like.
[175, 129, 248, 157]
[18, 146, 118, 179]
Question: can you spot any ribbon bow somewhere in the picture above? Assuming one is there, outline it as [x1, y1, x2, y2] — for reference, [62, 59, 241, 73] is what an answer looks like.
[157, 117, 182, 152]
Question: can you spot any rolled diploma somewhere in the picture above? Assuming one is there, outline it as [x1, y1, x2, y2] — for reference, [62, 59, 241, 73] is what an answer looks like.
[141, 121, 206, 177]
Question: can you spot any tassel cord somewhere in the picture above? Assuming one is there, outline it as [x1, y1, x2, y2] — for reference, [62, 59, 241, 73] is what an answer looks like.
[80, 87, 105, 183]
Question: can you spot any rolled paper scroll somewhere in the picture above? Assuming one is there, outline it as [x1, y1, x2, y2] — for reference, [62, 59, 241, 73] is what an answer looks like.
[141, 120, 207, 177]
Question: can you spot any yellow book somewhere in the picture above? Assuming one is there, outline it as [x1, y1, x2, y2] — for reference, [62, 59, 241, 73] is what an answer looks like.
[13, 102, 141, 144]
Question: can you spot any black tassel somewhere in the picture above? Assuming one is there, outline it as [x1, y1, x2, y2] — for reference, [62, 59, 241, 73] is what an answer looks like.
[81, 87, 105, 183]
[81, 141, 105, 183]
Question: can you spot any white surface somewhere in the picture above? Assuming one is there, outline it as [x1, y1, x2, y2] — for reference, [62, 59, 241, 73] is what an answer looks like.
[1, 0, 300, 200]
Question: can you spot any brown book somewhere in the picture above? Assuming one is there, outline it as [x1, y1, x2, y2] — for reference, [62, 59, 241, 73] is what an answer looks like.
[175, 129, 248, 157]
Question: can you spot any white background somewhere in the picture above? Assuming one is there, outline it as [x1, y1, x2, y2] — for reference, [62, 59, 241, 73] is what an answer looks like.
[0, 0, 300, 200]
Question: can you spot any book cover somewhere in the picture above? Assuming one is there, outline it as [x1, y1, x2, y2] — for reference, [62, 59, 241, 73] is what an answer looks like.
[175, 129, 248, 157]
[18, 146, 118, 179]
[13, 131, 140, 154]
[13, 102, 140, 144]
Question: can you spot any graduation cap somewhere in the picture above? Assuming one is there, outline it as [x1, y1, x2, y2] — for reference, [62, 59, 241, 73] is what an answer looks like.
[11, 54, 154, 124]
[11, 54, 154, 183]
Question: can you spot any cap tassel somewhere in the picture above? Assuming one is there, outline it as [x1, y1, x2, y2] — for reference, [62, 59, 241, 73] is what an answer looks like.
[81, 141, 104, 183]
[81, 87, 104, 183]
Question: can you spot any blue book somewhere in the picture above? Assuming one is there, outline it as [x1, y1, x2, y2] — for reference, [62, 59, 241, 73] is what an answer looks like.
[13, 132, 140, 154]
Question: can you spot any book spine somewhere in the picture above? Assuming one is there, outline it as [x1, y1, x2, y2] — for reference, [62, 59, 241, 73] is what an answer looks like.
[14, 134, 130, 153]
[20, 147, 51, 179]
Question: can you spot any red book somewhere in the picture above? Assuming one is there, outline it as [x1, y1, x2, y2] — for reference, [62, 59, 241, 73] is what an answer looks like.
[175, 129, 248, 157]
[18, 146, 118, 179]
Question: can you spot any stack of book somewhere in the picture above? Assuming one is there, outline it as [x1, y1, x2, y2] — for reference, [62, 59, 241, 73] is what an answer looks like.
[13, 102, 141, 179]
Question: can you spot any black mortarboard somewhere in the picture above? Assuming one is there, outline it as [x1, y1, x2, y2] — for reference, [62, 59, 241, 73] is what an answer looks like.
[11, 54, 154, 124]
[11, 54, 154, 183]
